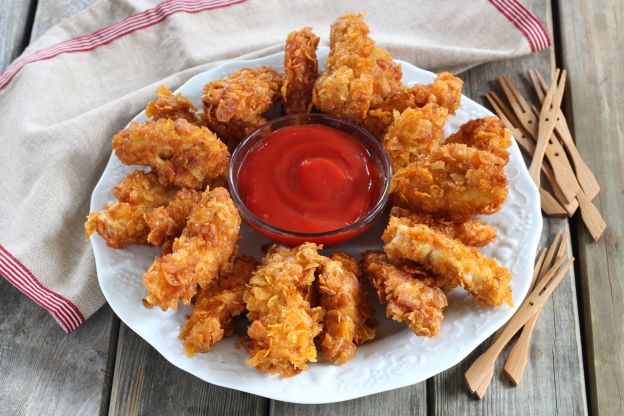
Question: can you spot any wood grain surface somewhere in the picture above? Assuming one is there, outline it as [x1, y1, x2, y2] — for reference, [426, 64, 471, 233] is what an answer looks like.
[558, 0, 624, 414]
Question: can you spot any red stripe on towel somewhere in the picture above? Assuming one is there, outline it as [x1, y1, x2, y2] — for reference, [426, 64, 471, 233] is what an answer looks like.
[0, 0, 245, 90]
[489, 0, 551, 52]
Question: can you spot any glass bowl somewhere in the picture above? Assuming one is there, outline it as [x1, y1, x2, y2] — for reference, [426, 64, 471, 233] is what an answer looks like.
[228, 113, 391, 247]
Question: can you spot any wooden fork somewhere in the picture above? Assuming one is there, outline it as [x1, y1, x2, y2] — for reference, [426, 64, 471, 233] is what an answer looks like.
[486, 92, 578, 216]
[528, 68, 601, 200]
[530, 69, 567, 187]
[465, 254, 574, 399]
[497, 74, 579, 202]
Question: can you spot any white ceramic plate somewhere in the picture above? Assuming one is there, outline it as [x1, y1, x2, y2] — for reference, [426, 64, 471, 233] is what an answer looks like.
[90, 47, 542, 404]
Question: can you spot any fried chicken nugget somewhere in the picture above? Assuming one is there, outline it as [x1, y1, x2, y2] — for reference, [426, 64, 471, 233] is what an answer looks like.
[370, 46, 403, 108]
[383, 104, 449, 170]
[85, 171, 177, 248]
[112, 118, 230, 189]
[202, 67, 282, 124]
[204, 113, 268, 151]
[145, 84, 200, 124]
[179, 256, 257, 356]
[391, 144, 508, 220]
[445, 116, 512, 163]
[282, 27, 320, 114]
[312, 13, 375, 122]
[361, 72, 462, 139]
[383, 216, 512, 307]
[145, 188, 202, 250]
[390, 206, 496, 247]
[244, 243, 324, 377]
[142, 187, 241, 310]
[362, 251, 447, 336]
[318, 252, 378, 364]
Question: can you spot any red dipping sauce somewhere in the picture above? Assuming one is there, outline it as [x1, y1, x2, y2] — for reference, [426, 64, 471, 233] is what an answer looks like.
[237, 124, 383, 244]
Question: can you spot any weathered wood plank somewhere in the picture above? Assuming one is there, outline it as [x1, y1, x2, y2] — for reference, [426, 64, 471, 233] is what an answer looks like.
[108, 323, 268, 416]
[557, 1, 624, 414]
[0, 0, 36, 70]
[0, 278, 118, 415]
[430, 0, 587, 414]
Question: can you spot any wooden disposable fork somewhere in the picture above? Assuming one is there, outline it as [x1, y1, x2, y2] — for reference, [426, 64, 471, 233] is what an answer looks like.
[529, 69, 567, 187]
[486, 92, 578, 216]
[528, 68, 601, 200]
[497, 74, 580, 202]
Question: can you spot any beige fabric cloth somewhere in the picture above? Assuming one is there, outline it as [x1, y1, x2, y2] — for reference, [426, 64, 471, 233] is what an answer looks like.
[0, 0, 549, 332]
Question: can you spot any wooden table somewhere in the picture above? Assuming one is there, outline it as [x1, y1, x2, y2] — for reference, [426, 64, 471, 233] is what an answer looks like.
[0, 1, 621, 415]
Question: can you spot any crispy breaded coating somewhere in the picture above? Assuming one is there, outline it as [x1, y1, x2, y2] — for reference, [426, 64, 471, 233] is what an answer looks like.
[370, 46, 403, 108]
[312, 13, 375, 122]
[383, 216, 512, 307]
[390, 206, 496, 247]
[361, 72, 463, 139]
[445, 116, 512, 163]
[282, 27, 320, 114]
[391, 144, 508, 220]
[142, 187, 241, 310]
[179, 256, 257, 356]
[202, 67, 282, 124]
[244, 243, 324, 377]
[85, 171, 177, 248]
[145, 188, 202, 250]
[204, 113, 267, 151]
[382, 104, 449, 170]
[112, 118, 230, 189]
[362, 251, 447, 336]
[409, 72, 463, 115]
[145, 84, 199, 124]
[318, 252, 378, 364]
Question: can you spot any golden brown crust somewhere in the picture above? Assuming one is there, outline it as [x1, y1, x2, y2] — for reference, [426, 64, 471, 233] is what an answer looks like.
[142, 187, 241, 311]
[362, 251, 447, 337]
[145, 84, 200, 124]
[179, 256, 257, 356]
[112, 118, 230, 189]
[203, 113, 267, 151]
[382, 216, 512, 307]
[202, 67, 282, 124]
[390, 206, 497, 247]
[391, 144, 508, 220]
[445, 116, 512, 163]
[370, 46, 403, 108]
[145, 188, 202, 250]
[382, 104, 449, 171]
[282, 27, 320, 114]
[244, 243, 324, 377]
[318, 252, 378, 364]
[85, 171, 178, 248]
[312, 13, 375, 122]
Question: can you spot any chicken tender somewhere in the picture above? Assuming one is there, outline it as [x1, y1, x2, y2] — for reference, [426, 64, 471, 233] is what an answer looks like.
[145, 84, 200, 124]
[391, 144, 508, 220]
[282, 27, 320, 114]
[204, 113, 267, 151]
[312, 13, 375, 122]
[390, 207, 496, 247]
[85, 171, 177, 248]
[383, 216, 512, 307]
[142, 187, 241, 310]
[145, 188, 202, 250]
[112, 118, 230, 189]
[179, 256, 257, 356]
[202, 67, 282, 124]
[362, 251, 447, 336]
[361, 72, 463, 139]
[383, 104, 449, 170]
[244, 243, 324, 377]
[370, 46, 403, 108]
[445, 116, 512, 163]
[318, 252, 378, 364]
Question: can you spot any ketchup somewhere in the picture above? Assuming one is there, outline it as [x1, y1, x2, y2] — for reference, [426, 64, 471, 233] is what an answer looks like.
[237, 124, 382, 236]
